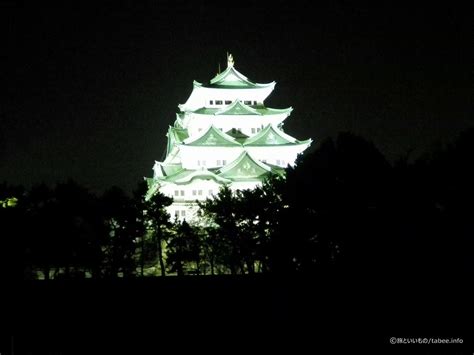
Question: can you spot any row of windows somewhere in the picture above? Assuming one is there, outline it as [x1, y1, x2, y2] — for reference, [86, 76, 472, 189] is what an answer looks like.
[197, 160, 228, 167]
[174, 210, 186, 218]
[174, 189, 215, 197]
[197, 127, 263, 134]
[259, 159, 287, 166]
[209, 100, 257, 106]
[186, 158, 286, 168]
[193, 189, 214, 196]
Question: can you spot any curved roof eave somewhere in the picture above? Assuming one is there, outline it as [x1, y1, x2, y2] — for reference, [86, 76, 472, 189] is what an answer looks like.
[218, 151, 272, 175]
[183, 125, 241, 146]
[207, 66, 274, 88]
[214, 100, 262, 116]
[174, 170, 231, 185]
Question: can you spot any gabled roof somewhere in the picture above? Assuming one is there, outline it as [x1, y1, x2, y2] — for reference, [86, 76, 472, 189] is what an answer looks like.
[218, 151, 271, 180]
[145, 177, 160, 200]
[243, 124, 298, 146]
[174, 113, 185, 128]
[215, 100, 261, 116]
[183, 125, 241, 146]
[201, 66, 274, 89]
[153, 162, 166, 178]
[254, 106, 293, 115]
[145, 177, 156, 190]
[225, 128, 249, 144]
[167, 126, 188, 144]
[166, 126, 189, 155]
[162, 163, 184, 177]
[163, 145, 181, 165]
[169, 126, 189, 142]
[154, 161, 184, 179]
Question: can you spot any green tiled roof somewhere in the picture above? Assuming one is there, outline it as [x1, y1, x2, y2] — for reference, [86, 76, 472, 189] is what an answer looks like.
[244, 124, 295, 146]
[161, 163, 184, 177]
[167, 126, 188, 143]
[215, 100, 261, 115]
[255, 106, 293, 115]
[147, 157, 288, 192]
[145, 177, 155, 190]
[174, 114, 185, 128]
[243, 124, 312, 147]
[184, 125, 241, 146]
[267, 164, 287, 177]
[198, 66, 274, 88]
[218, 151, 271, 180]
[225, 128, 249, 144]
[166, 126, 189, 154]
[157, 167, 231, 185]
[145, 178, 160, 200]
[191, 105, 292, 116]
[209, 67, 255, 87]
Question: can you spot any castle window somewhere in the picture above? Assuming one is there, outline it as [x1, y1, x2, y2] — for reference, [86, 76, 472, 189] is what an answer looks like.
[181, 210, 186, 217]
[253, 101, 257, 105]
[174, 211, 179, 218]
[244, 100, 252, 105]
[222, 160, 227, 165]
[215, 100, 223, 105]
[180, 190, 185, 196]
[210, 100, 214, 105]
[192, 190, 197, 196]
[217, 159, 222, 165]
[251, 128, 256, 134]
[198, 190, 202, 196]
[174, 190, 179, 196]
[225, 100, 231, 104]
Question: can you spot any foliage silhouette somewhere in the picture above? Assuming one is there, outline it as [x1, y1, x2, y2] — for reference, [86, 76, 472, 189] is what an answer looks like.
[3, 129, 472, 279]
[142, 189, 173, 276]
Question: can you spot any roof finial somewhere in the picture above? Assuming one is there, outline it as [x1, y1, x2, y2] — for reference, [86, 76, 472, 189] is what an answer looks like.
[227, 53, 234, 68]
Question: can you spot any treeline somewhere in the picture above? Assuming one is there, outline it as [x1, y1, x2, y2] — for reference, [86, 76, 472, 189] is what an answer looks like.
[1, 130, 473, 280]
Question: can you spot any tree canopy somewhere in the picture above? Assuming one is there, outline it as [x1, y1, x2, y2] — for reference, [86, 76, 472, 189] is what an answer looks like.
[1, 129, 472, 279]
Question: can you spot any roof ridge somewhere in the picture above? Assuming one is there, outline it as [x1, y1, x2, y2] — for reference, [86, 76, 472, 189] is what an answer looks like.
[206, 66, 274, 88]
[243, 124, 296, 146]
[183, 125, 241, 146]
[214, 100, 261, 116]
[218, 150, 271, 178]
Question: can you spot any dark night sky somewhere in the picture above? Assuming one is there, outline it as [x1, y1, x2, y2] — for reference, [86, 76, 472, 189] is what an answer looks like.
[1, 1, 472, 194]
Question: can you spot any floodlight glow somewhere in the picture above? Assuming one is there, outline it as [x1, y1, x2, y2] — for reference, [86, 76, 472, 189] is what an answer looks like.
[145, 54, 312, 221]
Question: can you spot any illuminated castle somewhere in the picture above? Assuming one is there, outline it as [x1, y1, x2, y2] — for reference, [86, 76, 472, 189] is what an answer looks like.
[146, 54, 312, 221]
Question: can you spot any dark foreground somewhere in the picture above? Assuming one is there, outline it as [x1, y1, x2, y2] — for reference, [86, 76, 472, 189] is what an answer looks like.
[1, 271, 472, 354]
